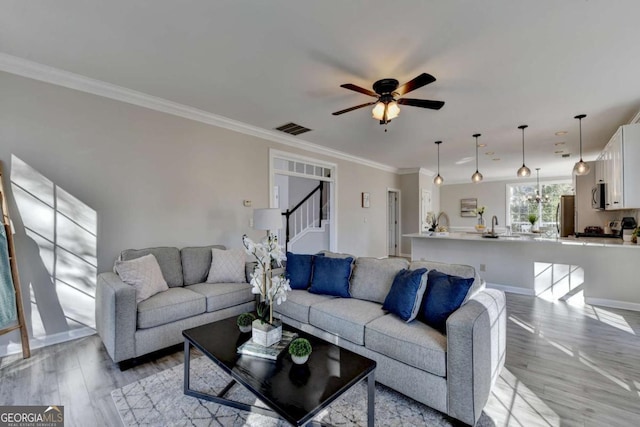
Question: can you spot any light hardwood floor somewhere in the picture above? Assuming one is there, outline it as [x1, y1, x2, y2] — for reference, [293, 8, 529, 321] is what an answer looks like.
[1, 293, 639, 427]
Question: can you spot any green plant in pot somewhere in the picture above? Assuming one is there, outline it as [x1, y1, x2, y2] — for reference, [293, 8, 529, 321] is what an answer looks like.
[633, 227, 639, 244]
[288, 338, 312, 364]
[528, 213, 538, 232]
[236, 313, 255, 333]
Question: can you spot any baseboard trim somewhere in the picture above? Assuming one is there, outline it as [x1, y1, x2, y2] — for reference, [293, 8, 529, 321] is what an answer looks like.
[584, 297, 640, 312]
[0, 327, 96, 358]
[486, 283, 535, 296]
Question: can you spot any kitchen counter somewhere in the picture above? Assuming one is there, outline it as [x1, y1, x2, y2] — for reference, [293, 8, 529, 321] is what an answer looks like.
[404, 232, 639, 249]
[406, 232, 640, 310]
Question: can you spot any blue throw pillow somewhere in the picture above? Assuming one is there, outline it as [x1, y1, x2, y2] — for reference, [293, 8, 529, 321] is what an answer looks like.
[285, 252, 314, 290]
[382, 268, 428, 322]
[309, 256, 353, 297]
[421, 270, 474, 333]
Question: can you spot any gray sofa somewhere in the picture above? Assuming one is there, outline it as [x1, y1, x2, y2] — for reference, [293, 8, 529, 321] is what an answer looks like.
[95, 245, 255, 364]
[275, 256, 506, 426]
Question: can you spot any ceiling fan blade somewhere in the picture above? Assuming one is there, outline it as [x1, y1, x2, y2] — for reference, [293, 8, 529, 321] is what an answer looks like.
[332, 102, 377, 116]
[397, 98, 445, 110]
[340, 83, 378, 98]
[395, 73, 436, 96]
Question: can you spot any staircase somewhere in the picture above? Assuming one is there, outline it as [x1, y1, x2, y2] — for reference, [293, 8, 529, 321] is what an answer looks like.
[282, 182, 329, 252]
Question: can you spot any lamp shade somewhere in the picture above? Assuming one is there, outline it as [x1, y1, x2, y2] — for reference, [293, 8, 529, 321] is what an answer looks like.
[253, 208, 283, 231]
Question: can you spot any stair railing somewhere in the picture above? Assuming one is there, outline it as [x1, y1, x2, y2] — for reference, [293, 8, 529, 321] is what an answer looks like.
[282, 182, 325, 252]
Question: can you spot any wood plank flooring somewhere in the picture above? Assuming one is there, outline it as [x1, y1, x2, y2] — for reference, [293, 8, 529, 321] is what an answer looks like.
[1, 293, 639, 427]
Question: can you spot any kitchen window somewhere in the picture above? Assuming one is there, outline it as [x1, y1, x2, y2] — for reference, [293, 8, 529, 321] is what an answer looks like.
[506, 180, 573, 233]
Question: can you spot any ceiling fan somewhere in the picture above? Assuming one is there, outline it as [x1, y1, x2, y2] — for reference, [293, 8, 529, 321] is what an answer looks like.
[332, 73, 444, 126]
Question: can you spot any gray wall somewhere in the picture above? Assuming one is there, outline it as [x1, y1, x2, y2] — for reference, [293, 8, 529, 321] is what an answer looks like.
[0, 71, 399, 352]
[440, 181, 510, 228]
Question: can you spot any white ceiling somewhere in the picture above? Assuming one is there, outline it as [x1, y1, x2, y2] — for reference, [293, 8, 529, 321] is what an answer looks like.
[2, 0, 640, 183]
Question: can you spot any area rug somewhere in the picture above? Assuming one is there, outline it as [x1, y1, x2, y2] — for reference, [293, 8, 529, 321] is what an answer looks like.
[112, 356, 489, 426]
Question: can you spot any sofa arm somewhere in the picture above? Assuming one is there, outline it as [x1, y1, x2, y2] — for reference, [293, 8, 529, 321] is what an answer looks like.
[446, 289, 506, 425]
[95, 272, 137, 363]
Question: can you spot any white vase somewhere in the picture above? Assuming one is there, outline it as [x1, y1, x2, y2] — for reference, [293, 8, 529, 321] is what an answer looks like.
[252, 319, 282, 347]
[291, 354, 309, 364]
[239, 325, 252, 333]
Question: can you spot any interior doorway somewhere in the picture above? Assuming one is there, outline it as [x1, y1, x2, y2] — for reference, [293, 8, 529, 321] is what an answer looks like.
[269, 150, 336, 253]
[387, 189, 400, 257]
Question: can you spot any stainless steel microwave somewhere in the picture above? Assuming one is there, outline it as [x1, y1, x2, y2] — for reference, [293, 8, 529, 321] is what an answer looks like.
[592, 182, 606, 210]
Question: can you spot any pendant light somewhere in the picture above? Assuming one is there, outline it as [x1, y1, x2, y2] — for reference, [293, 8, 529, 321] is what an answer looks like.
[517, 125, 531, 177]
[471, 134, 483, 183]
[573, 114, 590, 175]
[433, 140, 444, 186]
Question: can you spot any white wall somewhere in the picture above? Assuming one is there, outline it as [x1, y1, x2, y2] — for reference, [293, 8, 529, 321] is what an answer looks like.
[0, 71, 399, 353]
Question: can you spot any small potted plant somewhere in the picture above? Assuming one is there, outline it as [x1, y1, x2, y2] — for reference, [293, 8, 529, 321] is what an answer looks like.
[236, 313, 255, 333]
[288, 338, 312, 364]
[528, 213, 539, 232]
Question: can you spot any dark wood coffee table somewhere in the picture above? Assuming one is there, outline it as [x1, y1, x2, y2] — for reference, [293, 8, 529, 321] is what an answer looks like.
[182, 316, 376, 426]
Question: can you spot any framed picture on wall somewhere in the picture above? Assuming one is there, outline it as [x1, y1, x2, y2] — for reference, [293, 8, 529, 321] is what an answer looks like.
[362, 192, 370, 208]
[460, 198, 477, 217]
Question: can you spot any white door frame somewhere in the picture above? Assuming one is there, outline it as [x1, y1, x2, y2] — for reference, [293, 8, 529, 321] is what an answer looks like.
[387, 188, 401, 257]
[269, 149, 337, 251]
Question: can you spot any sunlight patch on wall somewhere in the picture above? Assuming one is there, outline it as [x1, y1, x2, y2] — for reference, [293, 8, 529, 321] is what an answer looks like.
[534, 262, 584, 302]
[9, 155, 97, 345]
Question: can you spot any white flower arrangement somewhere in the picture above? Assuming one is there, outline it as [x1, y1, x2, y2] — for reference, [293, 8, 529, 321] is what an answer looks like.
[242, 234, 290, 325]
[474, 206, 486, 218]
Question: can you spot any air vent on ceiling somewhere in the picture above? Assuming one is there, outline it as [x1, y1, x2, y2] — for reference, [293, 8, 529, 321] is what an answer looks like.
[562, 153, 571, 158]
[275, 122, 312, 136]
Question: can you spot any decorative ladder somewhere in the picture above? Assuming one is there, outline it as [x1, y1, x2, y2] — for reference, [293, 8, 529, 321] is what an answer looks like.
[0, 161, 30, 358]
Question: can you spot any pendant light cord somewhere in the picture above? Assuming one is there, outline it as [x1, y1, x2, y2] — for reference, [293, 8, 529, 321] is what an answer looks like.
[475, 135, 479, 171]
[522, 128, 526, 164]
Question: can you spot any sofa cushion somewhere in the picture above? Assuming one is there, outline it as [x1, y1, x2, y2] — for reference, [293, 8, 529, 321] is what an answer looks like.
[309, 256, 353, 297]
[410, 260, 484, 303]
[382, 268, 428, 322]
[206, 248, 246, 283]
[285, 252, 315, 290]
[121, 247, 183, 288]
[365, 314, 447, 377]
[351, 257, 409, 304]
[185, 282, 254, 312]
[114, 254, 169, 304]
[309, 298, 386, 345]
[420, 270, 475, 333]
[137, 288, 206, 329]
[181, 245, 226, 285]
[274, 289, 336, 323]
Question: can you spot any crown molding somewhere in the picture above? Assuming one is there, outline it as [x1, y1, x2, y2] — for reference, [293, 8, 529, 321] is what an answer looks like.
[0, 52, 398, 174]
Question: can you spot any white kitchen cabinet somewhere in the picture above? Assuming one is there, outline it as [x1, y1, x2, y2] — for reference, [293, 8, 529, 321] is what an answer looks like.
[601, 124, 640, 210]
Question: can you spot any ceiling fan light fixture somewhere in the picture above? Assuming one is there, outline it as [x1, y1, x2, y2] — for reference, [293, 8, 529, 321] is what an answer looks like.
[386, 101, 400, 120]
[471, 133, 483, 183]
[371, 102, 385, 120]
[573, 114, 590, 176]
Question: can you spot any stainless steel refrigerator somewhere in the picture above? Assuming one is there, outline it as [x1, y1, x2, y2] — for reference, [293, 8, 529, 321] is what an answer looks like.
[556, 195, 575, 237]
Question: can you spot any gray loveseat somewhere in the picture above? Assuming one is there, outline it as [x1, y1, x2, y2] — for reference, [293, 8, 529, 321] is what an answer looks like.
[95, 246, 255, 365]
[275, 255, 506, 426]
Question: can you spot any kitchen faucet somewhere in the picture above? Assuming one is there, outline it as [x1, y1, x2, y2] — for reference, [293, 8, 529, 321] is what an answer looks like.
[491, 215, 498, 235]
